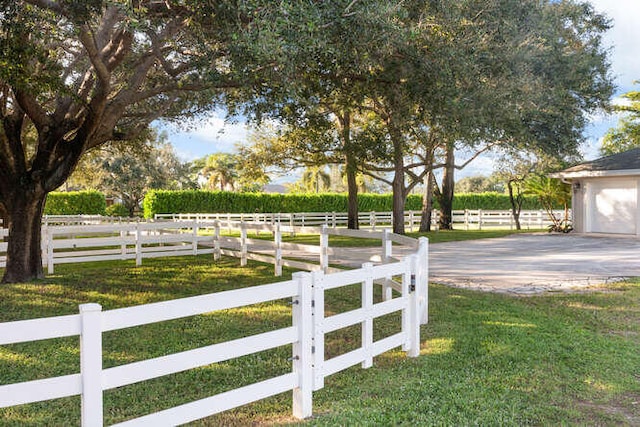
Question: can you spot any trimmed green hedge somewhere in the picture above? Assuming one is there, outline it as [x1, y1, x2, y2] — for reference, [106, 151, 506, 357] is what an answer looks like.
[45, 191, 106, 215]
[143, 190, 545, 218]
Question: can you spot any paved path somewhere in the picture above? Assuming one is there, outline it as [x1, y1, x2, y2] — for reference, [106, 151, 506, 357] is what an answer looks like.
[429, 233, 640, 295]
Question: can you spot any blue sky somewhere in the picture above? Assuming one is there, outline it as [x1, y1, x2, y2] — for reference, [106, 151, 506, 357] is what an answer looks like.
[162, 0, 639, 181]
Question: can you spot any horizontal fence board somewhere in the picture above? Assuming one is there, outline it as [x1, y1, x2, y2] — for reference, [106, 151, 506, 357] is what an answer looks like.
[243, 237, 274, 249]
[321, 261, 407, 291]
[280, 258, 321, 272]
[139, 250, 193, 259]
[323, 308, 366, 333]
[371, 332, 405, 357]
[139, 235, 194, 244]
[139, 245, 191, 253]
[104, 327, 297, 390]
[0, 313, 81, 345]
[278, 242, 321, 254]
[370, 262, 407, 278]
[371, 298, 407, 318]
[326, 228, 384, 239]
[219, 248, 241, 258]
[373, 278, 402, 293]
[112, 373, 298, 427]
[52, 248, 123, 258]
[388, 233, 418, 248]
[52, 254, 134, 264]
[53, 237, 129, 249]
[245, 252, 276, 264]
[323, 348, 366, 378]
[0, 373, 81, 408]
[102, 280, 297, 331]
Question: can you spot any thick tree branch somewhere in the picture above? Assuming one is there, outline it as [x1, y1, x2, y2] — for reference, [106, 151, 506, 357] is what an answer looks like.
[12, 89, 50, 131]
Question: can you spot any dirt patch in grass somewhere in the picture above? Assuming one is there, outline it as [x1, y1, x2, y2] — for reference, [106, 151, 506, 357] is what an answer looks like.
[577, 393, 640, 425]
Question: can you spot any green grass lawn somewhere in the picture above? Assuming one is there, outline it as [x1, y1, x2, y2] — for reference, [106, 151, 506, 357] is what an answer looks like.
[217, 228, 543, 247]
[0, 231, 638, 425]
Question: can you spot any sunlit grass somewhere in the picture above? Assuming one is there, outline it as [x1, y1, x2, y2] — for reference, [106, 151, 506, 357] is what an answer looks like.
[0, 246, 638, 425]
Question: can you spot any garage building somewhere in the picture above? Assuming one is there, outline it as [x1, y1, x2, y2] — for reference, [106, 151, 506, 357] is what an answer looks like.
[551, 148, 640, 236]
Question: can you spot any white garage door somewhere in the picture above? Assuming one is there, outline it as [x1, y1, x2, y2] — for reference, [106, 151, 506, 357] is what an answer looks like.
[587, 179, 637, 234]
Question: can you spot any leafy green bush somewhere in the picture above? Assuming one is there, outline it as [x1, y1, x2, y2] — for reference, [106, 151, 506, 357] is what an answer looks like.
[450, 192, 545, 210]
[143, 190, 547, 218]
[105, 203, 130, 217]
[45, 191, 106, 215]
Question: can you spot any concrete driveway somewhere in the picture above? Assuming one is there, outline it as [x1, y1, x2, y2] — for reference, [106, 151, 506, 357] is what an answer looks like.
[429, 233, 640, 294]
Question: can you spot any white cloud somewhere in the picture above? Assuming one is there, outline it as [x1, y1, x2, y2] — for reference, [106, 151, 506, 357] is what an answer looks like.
[157, 112, 251, 160]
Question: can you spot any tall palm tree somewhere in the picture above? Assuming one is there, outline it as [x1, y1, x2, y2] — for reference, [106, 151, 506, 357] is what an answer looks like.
[200, 153, 239, 191]
[301, 166, 331, 193]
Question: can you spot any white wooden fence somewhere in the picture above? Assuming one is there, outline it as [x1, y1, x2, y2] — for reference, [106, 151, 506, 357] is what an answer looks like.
[0, 221, 214, 273]
[155, 209, 566, 231]
[1, 219, 420, 278]
[0, 238, 428, 425]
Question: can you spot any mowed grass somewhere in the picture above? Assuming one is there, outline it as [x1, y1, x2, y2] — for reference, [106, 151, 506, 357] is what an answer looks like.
[220, 227, 542, 247]
[0, 234, 638, 425]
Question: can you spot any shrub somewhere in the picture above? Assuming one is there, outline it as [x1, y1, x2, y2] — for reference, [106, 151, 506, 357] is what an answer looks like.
[142, 190, 549, 218]
[45, 191, 106, 215]
[105, 203, 131, 217]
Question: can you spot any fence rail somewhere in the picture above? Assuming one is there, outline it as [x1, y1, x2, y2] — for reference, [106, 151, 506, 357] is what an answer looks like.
[0, 235, 428, 425]
[154, 209, 566, 231]
[1, 218, 422, 278]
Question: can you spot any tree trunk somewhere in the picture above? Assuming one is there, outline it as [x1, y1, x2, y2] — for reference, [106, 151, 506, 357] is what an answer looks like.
[419, 170, 434, 232]
[345, 153, 359, 230]
[2, 190, 47, 283]
[438, 143, 455, 230]
[507, 179, 522, 230]
[390, 127, 405, 234]
[340, 110, 359, 230]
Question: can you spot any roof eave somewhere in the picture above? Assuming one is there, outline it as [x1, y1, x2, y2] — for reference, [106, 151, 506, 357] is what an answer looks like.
[550, 169, 640, 180]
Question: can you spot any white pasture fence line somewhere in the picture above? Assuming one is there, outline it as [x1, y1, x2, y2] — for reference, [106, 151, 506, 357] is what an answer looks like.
[204, 221, 420, 277]
[0, 221, 215, 272]
[155, 209, 566, 230]
[1, 219, 419, 277]
[0, 239, 428, 425]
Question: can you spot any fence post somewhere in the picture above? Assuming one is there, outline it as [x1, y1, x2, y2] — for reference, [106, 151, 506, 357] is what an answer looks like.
[319, 225, 329, 272]
[240, 222, 247, 267]
[478, 209, 483, 230]
[538, 210, 544, 228]
[135, 222, 142, 266]
[311, 270, 325, 391]
[274, 224, 282, 276]
[417, 237, 429, 325]
[292, 272, 313, 419]
[361, 263, 374, 368]
[120, 229, 127, 260]
[289, 214, 295, 237]
[331, 212, 336, 228]
[47, 226, 54, 274]
[192, 222, 199, 256]
[381, 229, 393, 300]
[408, 211, 414, 233]
[79, 303, 103, 427]
[213, 221, 221, 261]
[382, 228, 392, 263]
[406, 256, 420, 358]
[370, 211, 376, 230]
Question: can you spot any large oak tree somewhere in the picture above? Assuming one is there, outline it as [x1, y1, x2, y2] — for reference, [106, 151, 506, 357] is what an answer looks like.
[0, 0, 268, 282]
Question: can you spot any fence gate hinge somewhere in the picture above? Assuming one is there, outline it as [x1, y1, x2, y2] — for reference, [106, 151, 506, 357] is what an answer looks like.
[410, 274, 416, 292]
[311, 299, 315, 308]
[311, 345, 315, 354]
